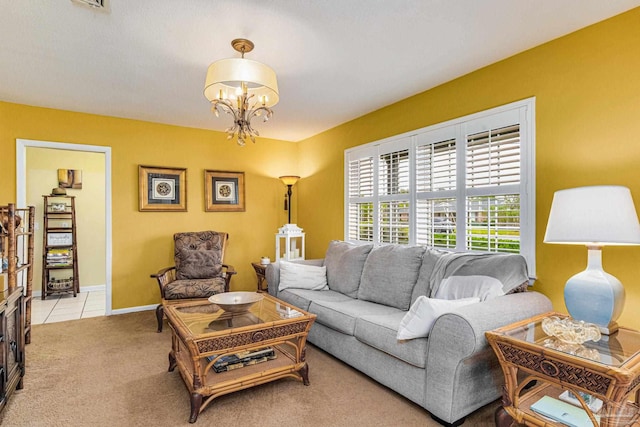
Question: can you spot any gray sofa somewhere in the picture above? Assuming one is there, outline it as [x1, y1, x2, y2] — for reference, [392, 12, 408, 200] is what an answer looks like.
[266, 241, 552, 425]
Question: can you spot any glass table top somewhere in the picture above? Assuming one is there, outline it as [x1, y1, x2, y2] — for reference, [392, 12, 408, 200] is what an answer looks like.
[169, 294, 308, 337]
[504, 315, 640, 367]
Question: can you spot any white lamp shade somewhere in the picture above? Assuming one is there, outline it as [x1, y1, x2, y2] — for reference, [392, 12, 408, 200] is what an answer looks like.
[204, 58, 279, 107]
[544, 185, 640, 245]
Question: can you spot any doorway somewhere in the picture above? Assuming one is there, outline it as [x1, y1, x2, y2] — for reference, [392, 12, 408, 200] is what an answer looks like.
[16, 139, 112, 317]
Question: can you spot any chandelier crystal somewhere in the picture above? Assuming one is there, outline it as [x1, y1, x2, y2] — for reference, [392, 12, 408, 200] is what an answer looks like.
[204, 39, 279, 146]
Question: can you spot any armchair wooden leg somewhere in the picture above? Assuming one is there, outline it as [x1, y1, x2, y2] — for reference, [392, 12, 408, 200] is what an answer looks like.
[156, 304, 164, 333]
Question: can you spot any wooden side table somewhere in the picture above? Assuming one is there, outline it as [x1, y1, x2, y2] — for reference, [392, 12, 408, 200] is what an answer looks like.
[251, 262, 267, 292]
[486, 312, 640, 427]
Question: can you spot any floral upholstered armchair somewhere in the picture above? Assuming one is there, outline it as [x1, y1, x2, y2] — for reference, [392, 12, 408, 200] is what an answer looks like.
[151, 230, 236, 332]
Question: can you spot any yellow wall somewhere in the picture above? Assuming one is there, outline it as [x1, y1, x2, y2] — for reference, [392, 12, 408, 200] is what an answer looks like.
[2, 8, 640, 329]
[298, 8, 640, 329]
[27, 147, 106, 290]
[0, 102, 299, 309]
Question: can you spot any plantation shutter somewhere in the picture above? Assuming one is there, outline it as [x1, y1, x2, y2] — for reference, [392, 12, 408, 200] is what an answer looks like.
[415, 137, 457, 248]
[466, 125, 520, 188]
[343, 99, 535, 275]
[465, 124, 521, 254]
[379, 148, 410, 244]
[347, 154, 375, 241]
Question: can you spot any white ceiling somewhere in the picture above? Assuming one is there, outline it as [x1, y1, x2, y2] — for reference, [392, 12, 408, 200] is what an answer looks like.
[1, 1, 639, 142]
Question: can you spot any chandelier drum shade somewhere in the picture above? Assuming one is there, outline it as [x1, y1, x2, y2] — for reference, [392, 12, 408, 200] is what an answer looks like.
[204, 38, 279, 146]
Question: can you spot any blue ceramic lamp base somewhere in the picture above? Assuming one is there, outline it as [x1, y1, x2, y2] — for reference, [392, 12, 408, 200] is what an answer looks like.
[564, 247, 624, 335]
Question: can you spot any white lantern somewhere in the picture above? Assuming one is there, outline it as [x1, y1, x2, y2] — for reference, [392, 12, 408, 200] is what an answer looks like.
[275, 224, 305, 261]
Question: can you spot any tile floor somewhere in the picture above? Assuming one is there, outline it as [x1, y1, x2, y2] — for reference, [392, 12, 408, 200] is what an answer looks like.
[31, 290, 106, 324]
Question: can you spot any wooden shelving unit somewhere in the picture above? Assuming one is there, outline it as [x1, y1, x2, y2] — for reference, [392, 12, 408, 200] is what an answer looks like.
[0, 203, 32, 414]
[0, 203, 34, 343]
[41, 195, 79, 299]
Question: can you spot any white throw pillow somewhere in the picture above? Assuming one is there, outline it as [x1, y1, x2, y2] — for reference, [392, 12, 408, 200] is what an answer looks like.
[278, 261, 328, 291]
[434, 275, 504, 301]
[396, 296, 480, 340]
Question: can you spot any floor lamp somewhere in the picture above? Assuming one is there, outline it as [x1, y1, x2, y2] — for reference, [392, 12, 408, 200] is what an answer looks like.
[279, 175, 300, 225]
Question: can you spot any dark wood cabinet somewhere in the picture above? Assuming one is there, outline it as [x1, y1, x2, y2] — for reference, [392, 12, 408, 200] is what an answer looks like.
[0, 287, 25, 413]
[0, 204, 34, 343]
[0, 203, 31, 414]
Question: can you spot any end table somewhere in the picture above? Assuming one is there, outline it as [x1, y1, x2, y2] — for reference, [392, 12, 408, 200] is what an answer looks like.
[486, 312, 640, 427]
[251, 262, 267, 292]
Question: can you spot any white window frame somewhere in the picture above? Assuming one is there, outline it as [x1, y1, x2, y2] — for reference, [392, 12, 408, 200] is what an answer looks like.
[344, 98, 536, 277]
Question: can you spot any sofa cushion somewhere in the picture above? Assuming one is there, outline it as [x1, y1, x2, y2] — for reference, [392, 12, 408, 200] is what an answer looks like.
[276, 289, 352, 312]
[433, 275, 504, 301]
[278, 260, 328, 291]
[357, 245, 426, 310]
[354, 312, 428, 368]
[411, 248, 447, 305]
[323, 241, 373, 298]
[396, 296, 480, 340]
[309, 299, 399, 335]
[430, 252, 529, 298]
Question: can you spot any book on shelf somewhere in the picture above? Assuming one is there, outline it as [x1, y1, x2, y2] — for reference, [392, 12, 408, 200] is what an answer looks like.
[206, 347, 277, 373]
[559, 390, 603, 413]
[46, 248, 72, 266]
[47, 248, 71, 254]
[530, 395, 596, 427]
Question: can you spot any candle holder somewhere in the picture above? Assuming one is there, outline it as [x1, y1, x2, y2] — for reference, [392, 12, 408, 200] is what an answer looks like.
[275, 224, 305, 262]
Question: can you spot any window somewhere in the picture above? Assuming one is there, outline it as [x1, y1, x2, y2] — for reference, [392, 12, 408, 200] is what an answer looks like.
[345, 98, 536, 276]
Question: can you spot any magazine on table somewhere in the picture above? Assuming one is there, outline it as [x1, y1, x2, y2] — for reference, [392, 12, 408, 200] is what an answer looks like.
[559, 390, 603, 413]
[206, 347, 277, 373]
[530, 395, 596, 427]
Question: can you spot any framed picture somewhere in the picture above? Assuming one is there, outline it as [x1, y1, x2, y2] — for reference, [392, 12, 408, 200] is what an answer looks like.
[205, 170, 245, 212]
[138, 165, 187, 212]
[58, 169, 83, 189]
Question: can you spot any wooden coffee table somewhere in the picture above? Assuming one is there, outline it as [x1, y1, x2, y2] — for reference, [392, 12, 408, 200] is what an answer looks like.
[164, 293, 316, 423]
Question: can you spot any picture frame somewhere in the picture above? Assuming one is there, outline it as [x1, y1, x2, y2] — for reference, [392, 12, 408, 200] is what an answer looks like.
[205, 170, 245, 212]
[138, 165, 187, 212]
[58, 168, 83, 189]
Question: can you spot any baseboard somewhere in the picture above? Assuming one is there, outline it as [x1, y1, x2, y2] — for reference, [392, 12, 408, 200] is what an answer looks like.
[33, 284, 106, 298]
[110, 304, 156, 315]
[80, 284, 107, 293]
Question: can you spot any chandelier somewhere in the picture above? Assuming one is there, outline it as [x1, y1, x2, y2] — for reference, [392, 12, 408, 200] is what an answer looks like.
[204, 39, 279, 146]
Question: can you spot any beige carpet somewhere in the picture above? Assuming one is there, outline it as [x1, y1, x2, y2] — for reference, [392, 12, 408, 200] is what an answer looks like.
[1, 312, 497, 427]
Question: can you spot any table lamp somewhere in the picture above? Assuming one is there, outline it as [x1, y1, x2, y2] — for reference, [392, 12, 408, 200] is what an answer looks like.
[544, 186, 640, 334]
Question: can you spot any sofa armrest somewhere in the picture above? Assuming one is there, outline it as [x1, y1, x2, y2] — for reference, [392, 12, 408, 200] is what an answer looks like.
[265, 259, 325, 297]
[424, 291, 552, 422]
[428, 291, 552, 356]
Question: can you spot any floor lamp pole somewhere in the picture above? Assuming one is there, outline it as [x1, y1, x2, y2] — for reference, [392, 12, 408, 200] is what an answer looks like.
[279, 175, 300, 225]
[286, 184, 293, 224]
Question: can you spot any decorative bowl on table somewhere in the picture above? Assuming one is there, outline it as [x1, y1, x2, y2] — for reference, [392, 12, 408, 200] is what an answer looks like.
[541, 315, 601, 344]
[208, 291, 264, 313]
